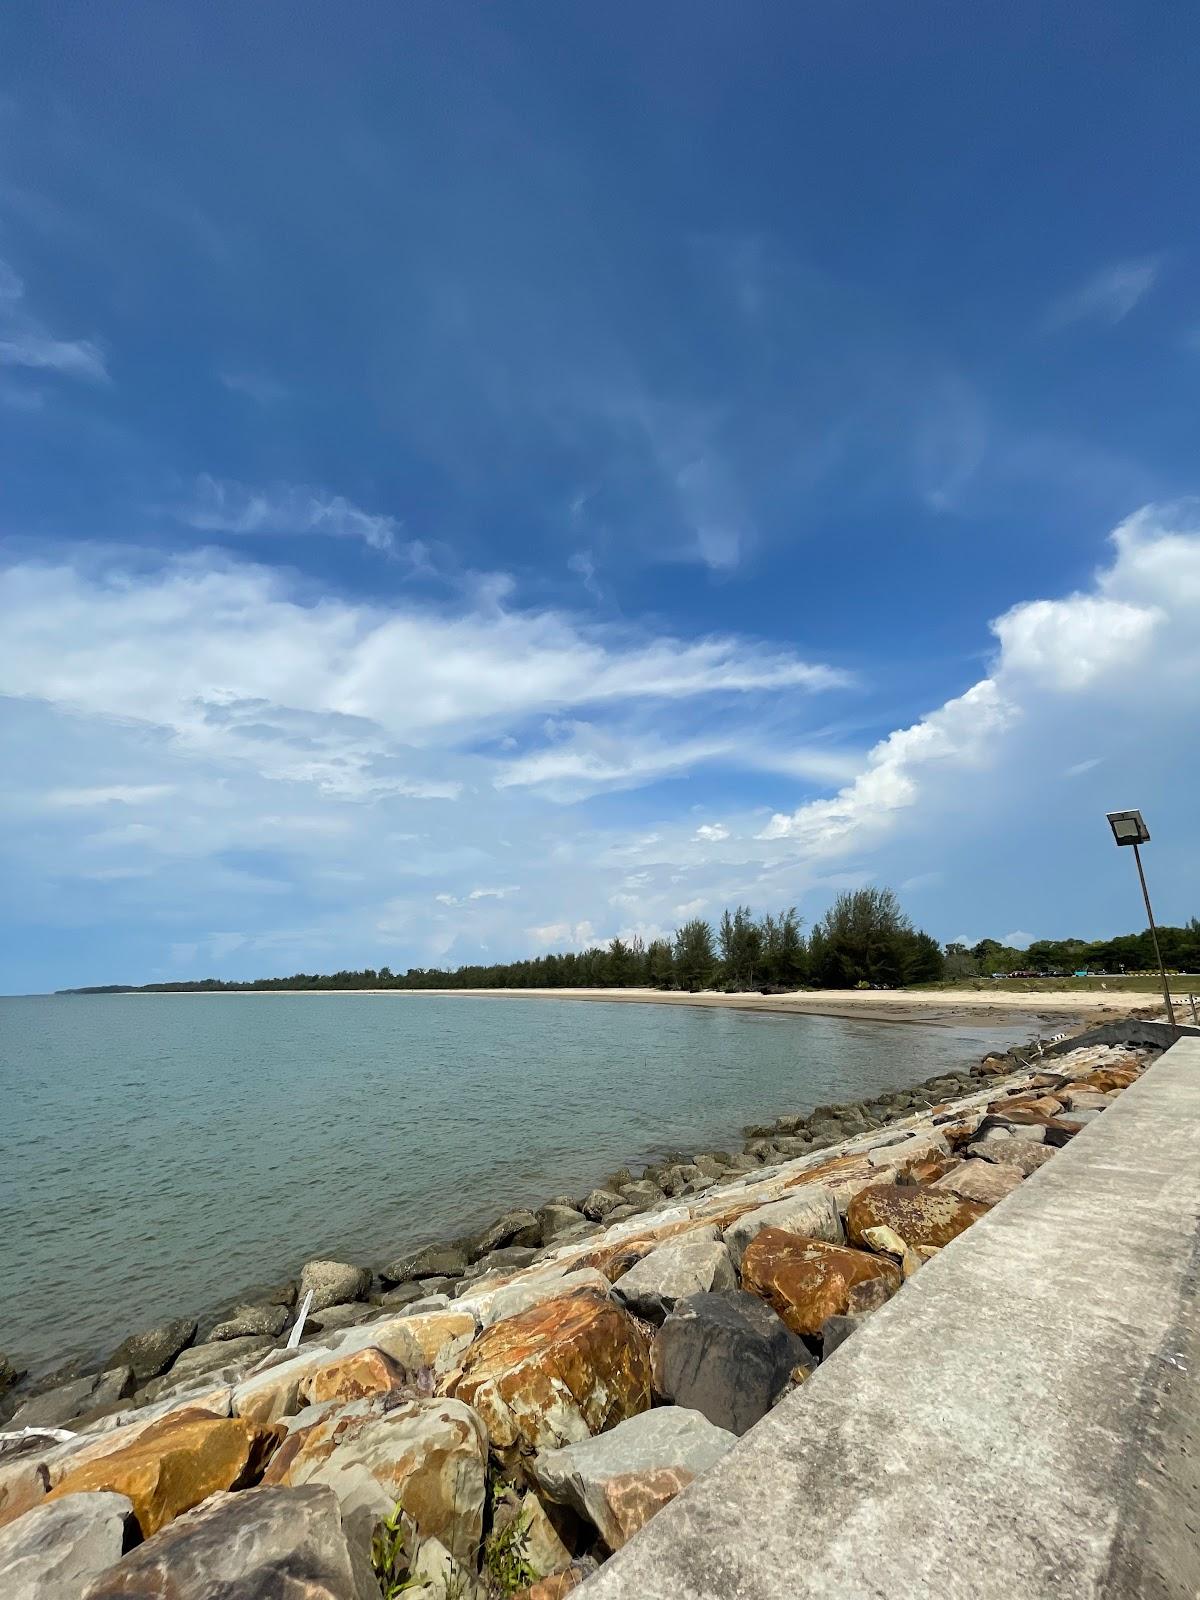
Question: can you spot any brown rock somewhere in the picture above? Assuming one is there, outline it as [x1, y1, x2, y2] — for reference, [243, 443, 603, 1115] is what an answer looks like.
[1080, 1067, 1139, 1092]
[522, 1573, 584, 1600]
[300, 1346, 412, 1407]
[902, 1152, 961, 1185]
[934, 1158, 1025, 1205]
[450, 1287, 650, 1455]
[846, 1184, 990, 1251]
[47, 1410, 280, 1537]
[740, 1228, 902, 1338]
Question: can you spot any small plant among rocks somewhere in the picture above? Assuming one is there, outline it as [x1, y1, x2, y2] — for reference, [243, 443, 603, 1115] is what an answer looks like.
[482, 1511, 538, 1598]
[371, 1502, 417, 1597]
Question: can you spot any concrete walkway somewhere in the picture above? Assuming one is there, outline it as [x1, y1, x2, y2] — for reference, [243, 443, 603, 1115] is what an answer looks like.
[587, 1037, 1200, 1600]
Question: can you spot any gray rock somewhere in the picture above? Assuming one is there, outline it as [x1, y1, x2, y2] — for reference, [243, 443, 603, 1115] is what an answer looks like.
[304, 1303, 378, 1337]
[612, 1234, 736, 1324]
[651, 1290, 805, 1435]
[106, 1317, 197, 1382]
[374, 1281, 429, 1311]
[966, 1139, 1056, 1175]
[401, 1292, 452, 1316]
[462, 1246, 539, 1282]
[531, 1407, 736, 1550]
[691, 1155, 728, 1179]
[139, 1335, 274, 1400]
[606, 1167, 636, 1191]
[661, 1164, 701, 1194]
[11, 1366, 135, 1430]
[618, 1180, 664, 1211]
[581, 1189, 625, 1222]
[205, 1303, 289, 1341]
[0, 1490, 136, 1599]
[538, 1203, 586, 1242]
[81, 1483, 379, 1600]
[604, 1205, 639, 1223]
[299, 1259, 372, 1313]
[0, 1352, 25, 1396]
[380, 1242, 469, 1285]
[934, 1158, 1024, 1205]
[723, 1188, 844, 1267]
[721, 1154, 759, 1175]
[820, 1312, 865, 1356]
[469, 1208, 542, 1260]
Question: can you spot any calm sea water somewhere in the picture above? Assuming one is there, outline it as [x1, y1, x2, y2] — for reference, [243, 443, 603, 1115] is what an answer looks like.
[0, 994, 1030, 1371]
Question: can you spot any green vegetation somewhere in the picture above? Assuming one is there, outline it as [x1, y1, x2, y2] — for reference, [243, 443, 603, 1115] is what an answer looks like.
[481, 1513, 538, 1598]
[60, 897, 1199, 997]
[370, 1503, 417, 1598]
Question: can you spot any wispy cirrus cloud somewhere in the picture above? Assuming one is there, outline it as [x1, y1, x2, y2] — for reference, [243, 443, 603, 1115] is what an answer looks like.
[0, 257, 108, 382]
[1045, 256, 1163, 330]
[179, 476, 404, 554]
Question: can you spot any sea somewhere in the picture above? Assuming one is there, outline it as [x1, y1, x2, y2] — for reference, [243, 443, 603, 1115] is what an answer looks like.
[0, 992, 1034, 1372]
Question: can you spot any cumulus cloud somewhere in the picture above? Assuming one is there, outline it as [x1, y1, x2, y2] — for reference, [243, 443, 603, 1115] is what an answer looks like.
[761, 506, 1200, 854]
[694, 823, 730, 842]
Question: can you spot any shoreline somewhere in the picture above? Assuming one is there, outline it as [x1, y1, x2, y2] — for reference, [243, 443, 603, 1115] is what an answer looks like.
[107, 983, 1162, 1031]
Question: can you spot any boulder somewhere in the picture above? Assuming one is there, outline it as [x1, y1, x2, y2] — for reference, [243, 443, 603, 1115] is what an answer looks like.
[139, 1335, 275, 1400]
[461, 1246, 539, 1283]
[263, 1395, 487, 1564]
[1060, 1088, 1109, 1112]
[0, 1490, 135, 1599]
[618, 1181, 665, 1211]
[538, 1205, 587, 1243]
[0, 1352, 25, 1399]
[740, 1229, 902, 1339]
[722, 1188, 843, 1267]
[531, 1406, 735, 1550]
[581, 1190, 624, 1222]
[514, 1490, 575, 1577]
[471, 1209, 543, 1260]
[80, 1482, 378, 1599]
[376, 1281, 429, 1311]
[477, 1269, 611, 1329]
[819, 1313, 865, 1356]
[380, 1242, 469, 1285]
[691, 1155, 728, 1179]
[661, 1164, 702, 1195]
[233, 1352, 326, 1425]
[48, 1410, 281, 1538]
[106, 1318, 197, 1384]
[611, 1233, 736, 1324]
[602, 1205, 638, 1224]
[934, 1158, 1025, 1206]
[305, 1304, 379, 1337]
[452, 1288, 651, 1455]
[299, 1260, 372, 1314]
[846, 1184, 991, 1251]
[965, 1139, 1056, 1176]
[330, 1309, 478, 1375]
[300, 1346, 412, 1407]
[11, 1367, 135, 1430]
[408, 1534, 478, 1599]
[522, 1572, 587, 1600]
[650, 1290, 804, 1435]
[205, 1303, 289, 1341]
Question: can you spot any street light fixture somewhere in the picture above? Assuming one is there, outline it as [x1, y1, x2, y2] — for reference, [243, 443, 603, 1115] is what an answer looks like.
[1105, 809, 1176, 1030]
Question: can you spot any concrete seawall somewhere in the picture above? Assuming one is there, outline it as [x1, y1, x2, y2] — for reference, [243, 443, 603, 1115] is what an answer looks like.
[586, 1036, 1200, 1599]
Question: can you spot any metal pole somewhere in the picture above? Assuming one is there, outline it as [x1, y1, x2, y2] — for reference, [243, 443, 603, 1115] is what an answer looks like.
[1132, 840, 1177, 1031]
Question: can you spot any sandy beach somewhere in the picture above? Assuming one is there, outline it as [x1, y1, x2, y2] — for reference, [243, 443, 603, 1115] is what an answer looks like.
[140, 984, 1174, 1030]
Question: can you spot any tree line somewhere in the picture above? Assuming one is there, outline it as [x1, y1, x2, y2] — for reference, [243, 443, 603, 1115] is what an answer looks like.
[61, 893, 1200, 997]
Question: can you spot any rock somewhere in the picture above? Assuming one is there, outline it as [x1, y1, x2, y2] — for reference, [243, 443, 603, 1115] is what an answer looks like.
[722, 1188, 843, 1267]
[518, 1490, 575, 1577]
[0, 1353, 25, 1398]
[820, 1313, 865, 1356]
[48, 1410, 281, 1538]
[740, 1228, 902, 1339]
[380, 1242, 469, 1285]
[139, 1335, 275, 1400]
[965, 1139, 1057, 1176]
[603, 1205, 638, 1224]
[581, 1189, 625, 1222]
[299, 1260, 372, 1314]
[471, 1209, 543, 1260]
[611, 1234, 736, 1324]
[721, 1154, 760, 1175]
[80, 1482, 378, 1599]
[106, 1318, 197, 1383]
[538, 1204, 586, 1243]
[11, 1367, 135, 1431]
[868, 1130, 951, 1170]
[477, 1269, 612, 1329]
[408, 1534, 478, 1598]
[300, 1346, 412, 1407]
[650, 1290, 804, 1435]
[934, 1158, 1025, 1205]
[691, 1155, 728, 1179]
[531, 1406, 735, 1551]
[606, 1168, 636, 1191]
[452, 1288, 651, 1455]
[619, 1181, 665, 1210]
[205, 1303, 289, 1341]
[462, 1246, 539, 1283]
[0, 1490, 135, 1599]
[846, 1183, 992, 1251]
[306, 1303, 379, 1336]
[331, 1309, 478, 1376]
[857, 1225, 924, 1278]
[1061, 1088, 1109, 1112]
[264, 1395, 487, 1564]
[522, 1571, 586, 1600]
[661, 1164, 701, 1195]
[401, 1293, 453, 1317]
[376, 1281, 430, 1311]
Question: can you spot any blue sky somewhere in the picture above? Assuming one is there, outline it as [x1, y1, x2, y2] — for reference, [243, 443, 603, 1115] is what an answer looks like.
[2, 1, 1198, 991]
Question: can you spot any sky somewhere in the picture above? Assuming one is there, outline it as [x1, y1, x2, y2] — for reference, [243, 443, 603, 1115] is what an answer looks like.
[1, 1, 1199, 992]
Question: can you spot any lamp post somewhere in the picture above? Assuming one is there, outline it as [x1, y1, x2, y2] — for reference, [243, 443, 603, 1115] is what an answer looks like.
[1105, 809, 1177, 1031]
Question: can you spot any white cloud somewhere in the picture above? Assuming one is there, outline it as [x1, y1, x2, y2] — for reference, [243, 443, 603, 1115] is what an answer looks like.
[673, 897, 708, 917]
[46, 784, 175, 807]
[761, 505, 1199, 855]
[1002, 930, 1033, 948]
[468, 885, 518, 900]
[0, 259, 109, 382]
[1064, 757, 1102, 778]
[180, 476, 401, 553]
[525, 920, 595, 948]
[1046, 257, 1162, 329]
[694, 823, 730, 842]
